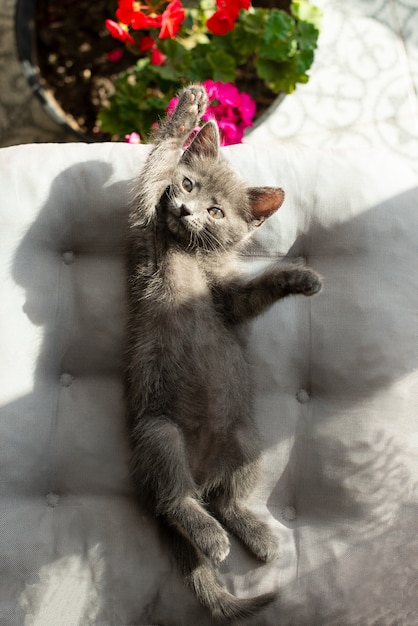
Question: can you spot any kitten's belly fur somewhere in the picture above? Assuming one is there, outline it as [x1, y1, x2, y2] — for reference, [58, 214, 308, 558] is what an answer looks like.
[132, 253, 252, 483]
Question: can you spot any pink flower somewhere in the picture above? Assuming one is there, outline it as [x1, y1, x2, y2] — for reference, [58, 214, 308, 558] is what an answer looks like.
[218, 82, 240, 107]
[202, 80, 256, 144]
[125, 132, 141, 144]
[218, 120, 242, 144]
[200, 79, 216, 101]
[167, 97, 179, 115]
[167, 81, 256, 146]
[238, 92, 256, 126]
[106, 48, 124, 62]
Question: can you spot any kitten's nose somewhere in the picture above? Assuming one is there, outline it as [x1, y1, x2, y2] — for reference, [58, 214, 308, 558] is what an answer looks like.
[180, 204, 191, 217]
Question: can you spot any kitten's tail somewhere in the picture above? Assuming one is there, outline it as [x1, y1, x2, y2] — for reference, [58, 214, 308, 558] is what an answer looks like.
[166, 525, 277, 621]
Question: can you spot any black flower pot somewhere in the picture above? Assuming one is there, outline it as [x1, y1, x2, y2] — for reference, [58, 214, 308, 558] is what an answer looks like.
[15, 0, 95, 141]
[14, 0, 290, 142]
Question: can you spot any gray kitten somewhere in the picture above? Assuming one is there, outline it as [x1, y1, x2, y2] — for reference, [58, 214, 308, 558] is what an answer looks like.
[126, 84, 321, 621]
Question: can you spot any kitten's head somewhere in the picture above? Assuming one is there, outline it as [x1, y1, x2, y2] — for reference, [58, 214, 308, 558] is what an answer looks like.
[165, 121, 284, 252]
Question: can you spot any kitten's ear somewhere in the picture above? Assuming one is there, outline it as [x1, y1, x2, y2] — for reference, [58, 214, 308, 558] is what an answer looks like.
[181, 120, 220, 163]
[248, 187, 285, 226]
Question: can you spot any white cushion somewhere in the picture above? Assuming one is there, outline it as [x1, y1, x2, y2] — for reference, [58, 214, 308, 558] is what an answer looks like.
[0, 142, 416, 625]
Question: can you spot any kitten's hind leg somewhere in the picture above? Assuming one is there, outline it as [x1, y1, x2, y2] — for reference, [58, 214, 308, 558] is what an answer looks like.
[210, 457, 280, 563]
[164, 523, 277, 621]
[216, 499, 280, 563]
[130, 417, 230, 563]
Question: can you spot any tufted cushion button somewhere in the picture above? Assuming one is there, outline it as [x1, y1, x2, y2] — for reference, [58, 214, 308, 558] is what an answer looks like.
[296, 389, 310, 404]
[60, 373, 74, 387]
[282, 506, 297, 522]
[46, 493, 60, 507]
[62, 251, 75, 265]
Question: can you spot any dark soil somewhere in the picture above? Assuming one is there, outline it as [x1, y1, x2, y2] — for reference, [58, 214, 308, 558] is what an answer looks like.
[35, 0, 131, 140]
[35, 0, 289, 141]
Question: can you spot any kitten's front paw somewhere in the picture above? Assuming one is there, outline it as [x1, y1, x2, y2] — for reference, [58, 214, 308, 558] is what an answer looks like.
[173, 85, 208, 135]
[287, 268, 322, 296]
[184, 84, 207, 115]
[299, 269, 322, 296]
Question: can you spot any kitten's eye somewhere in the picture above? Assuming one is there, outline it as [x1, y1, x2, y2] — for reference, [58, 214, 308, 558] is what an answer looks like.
[208, 207, 224, 220]
[182, 177, 193, 192]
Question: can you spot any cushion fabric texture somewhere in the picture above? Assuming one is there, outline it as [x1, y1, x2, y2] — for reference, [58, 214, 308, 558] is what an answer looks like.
[0, 142, 417, 626]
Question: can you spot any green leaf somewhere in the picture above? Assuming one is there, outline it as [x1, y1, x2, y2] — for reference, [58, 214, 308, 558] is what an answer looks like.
[180, 48, 212, 82]
[206, 50, 236, 83]
[98, 66, 179, 141]
[97, 108, 123, 136]
[291, 0, 323, 31]
[264, 9, 295, 45]
[135, 57, 149, 72]
[214, 9, 267, 64]
[294, 47, 315, 74]
[239, 8, 268, 35]
[254, 57, 280, 92]
[255, 56, 307, 94]
[259, 38, 297, 62]
[258, 10, 298, 62]
[230, 25, 259, 61]
[296, 20, 320, 52]
[149, 63, 180, 82]
[158, 38, 189, 64]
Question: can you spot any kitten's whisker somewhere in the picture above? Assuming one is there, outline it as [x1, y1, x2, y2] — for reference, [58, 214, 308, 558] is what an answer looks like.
[202, 229, 227, 254]
[187, 228, 198, 252]
[199, 230, 214, 253]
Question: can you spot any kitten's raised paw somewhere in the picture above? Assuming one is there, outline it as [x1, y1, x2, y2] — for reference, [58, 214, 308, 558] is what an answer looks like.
[183, 85, 207, 116]
[186, 85, 206, 105]
[172, 85, 208, 135]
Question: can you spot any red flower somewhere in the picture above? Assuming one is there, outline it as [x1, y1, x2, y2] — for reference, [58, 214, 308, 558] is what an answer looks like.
[151, 47, 167, 65]
[138, 34, 166, 64]
[115, 0, 136, 26]
[216, 0, 250, 6]
[139, 36, 155, 52]
[131, 11, 163, 30]
[216, 0, 250, 18]
[105, 19, 135, 45]
[206, 9, 235, 35]
[116, 1, 163, 30]
[206, 0, 250, 35]
[159, 0, 186, 39]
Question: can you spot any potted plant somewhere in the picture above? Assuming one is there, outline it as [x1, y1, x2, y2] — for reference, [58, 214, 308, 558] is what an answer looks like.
[100, 0, 322, 143]
[16, 0, 321, 143]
